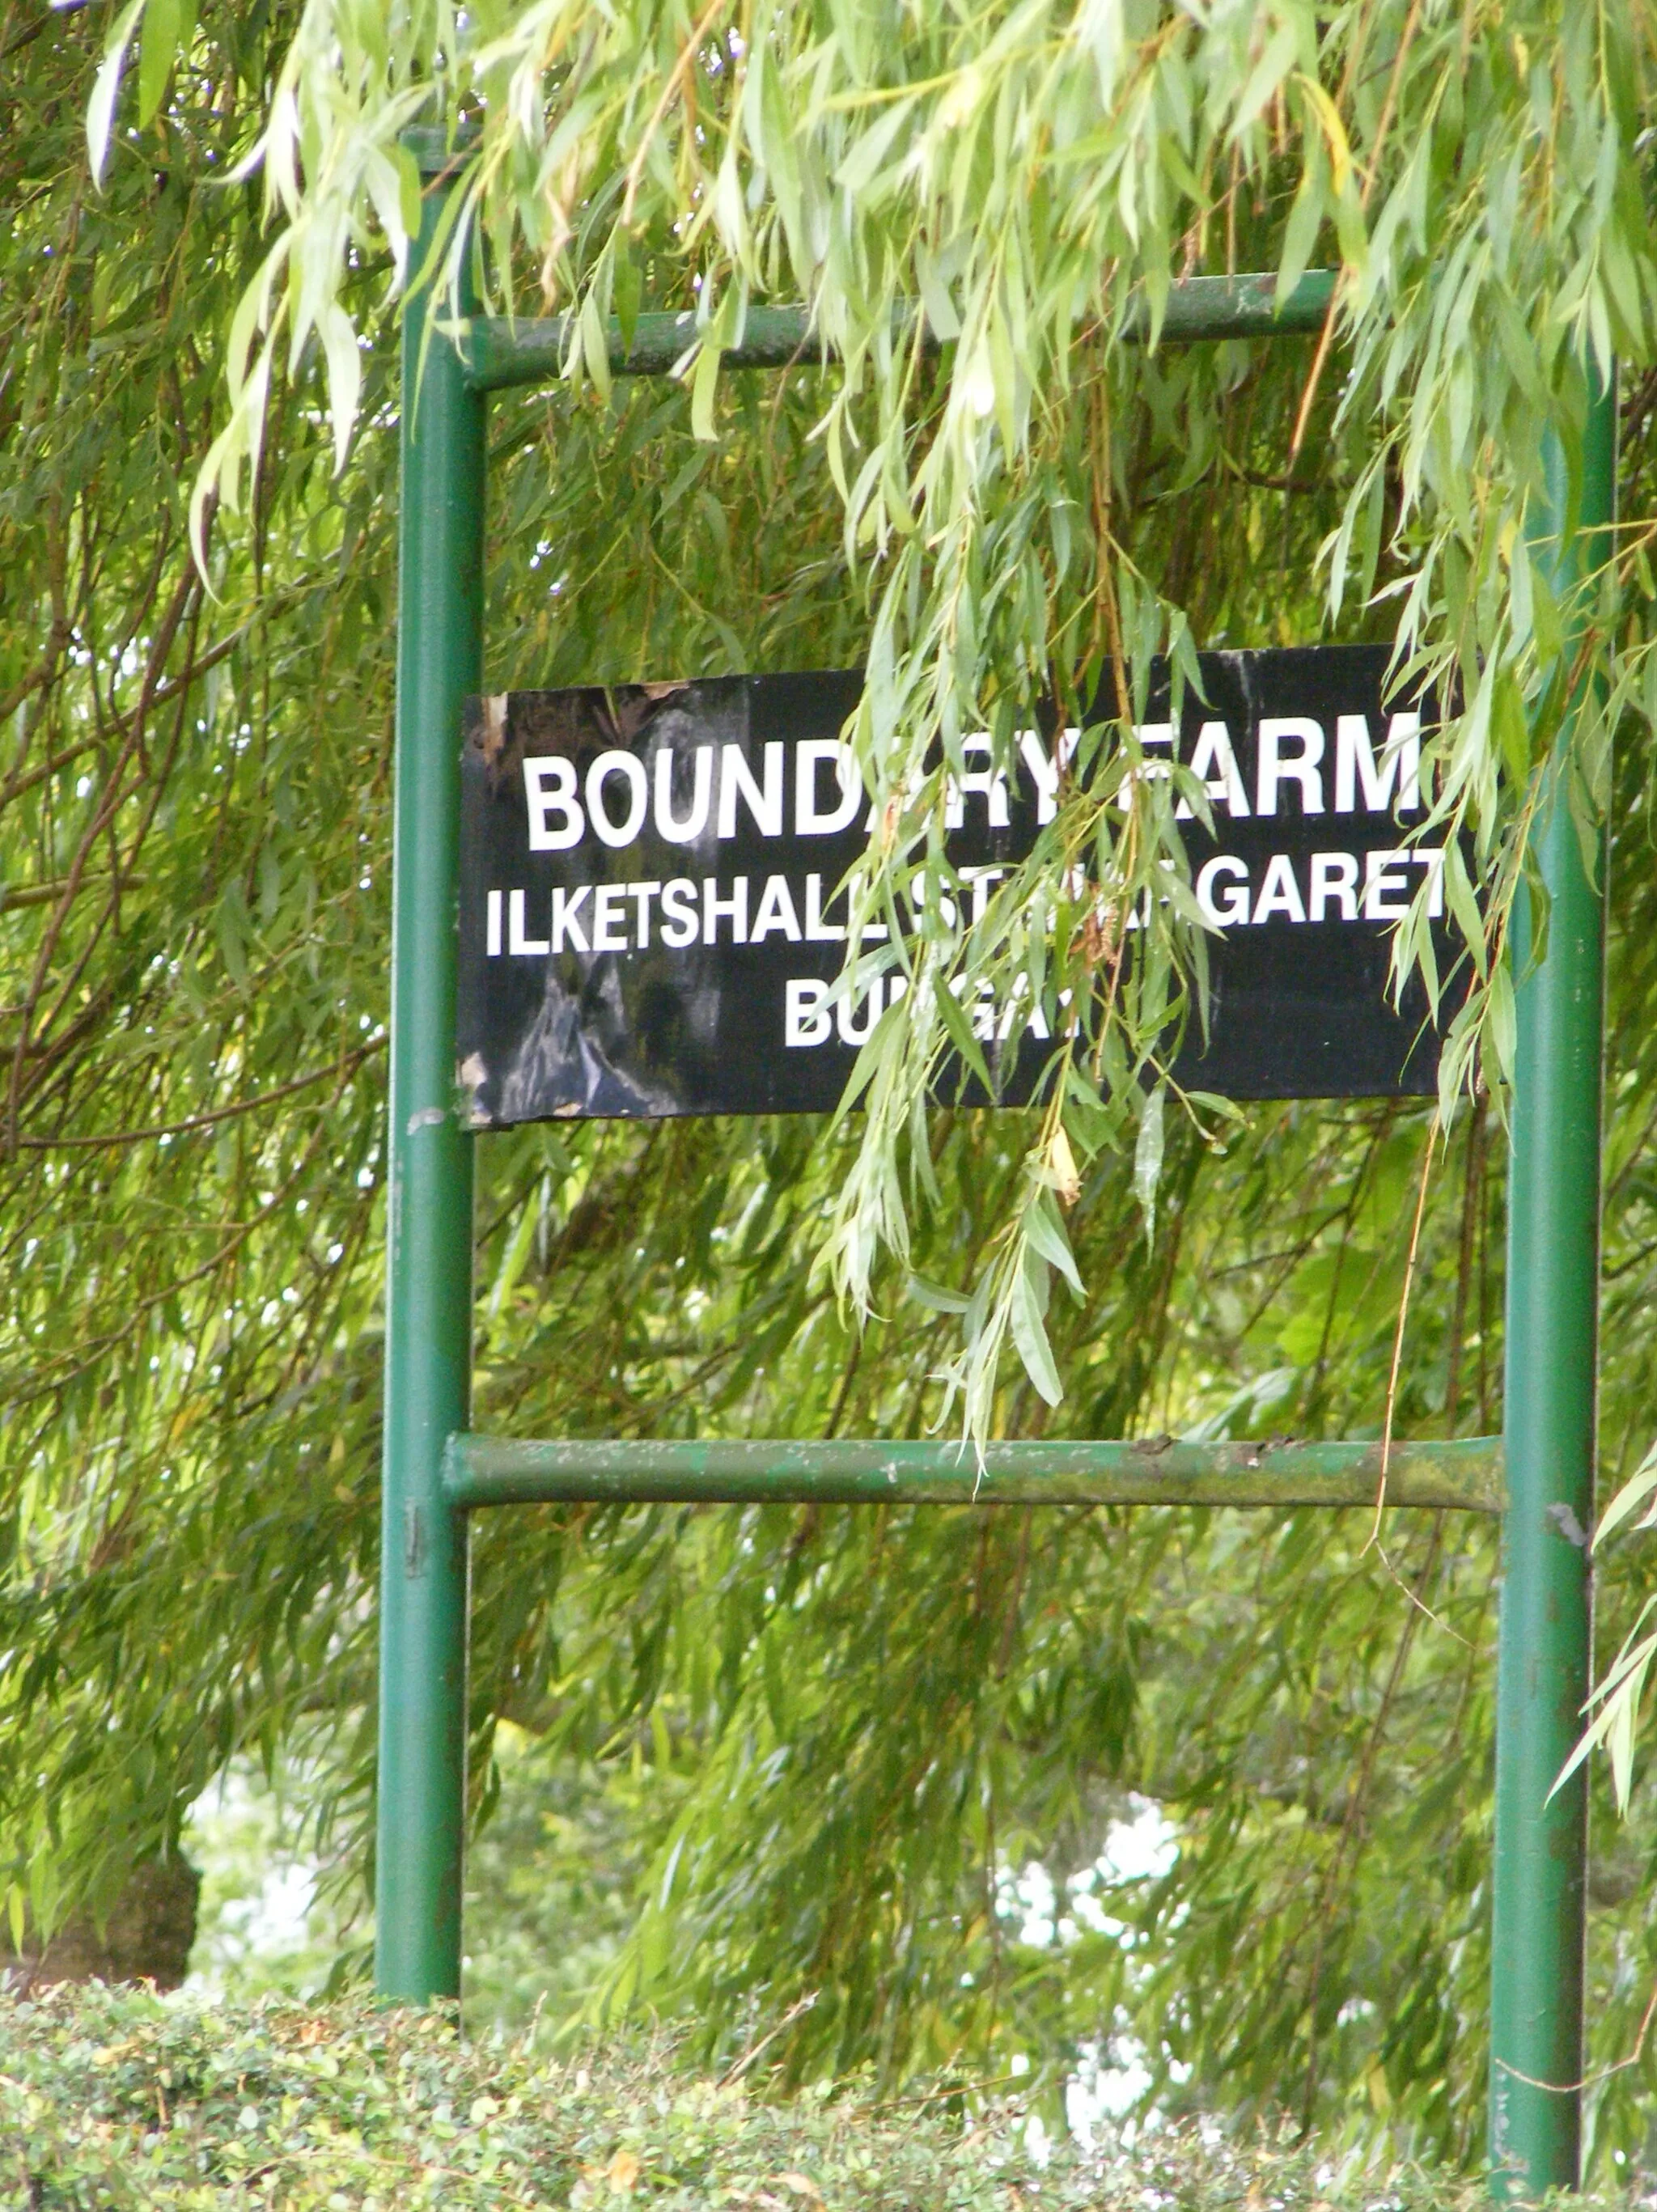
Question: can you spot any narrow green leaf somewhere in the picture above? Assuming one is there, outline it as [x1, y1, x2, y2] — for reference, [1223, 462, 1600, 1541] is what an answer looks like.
[87, 0, 146, 185]
[1023, 1193, 1084, 1301]
[690, 342, 723, 443]
[1009, 1259, 1062, 1406]
[138, 0, 182, 127]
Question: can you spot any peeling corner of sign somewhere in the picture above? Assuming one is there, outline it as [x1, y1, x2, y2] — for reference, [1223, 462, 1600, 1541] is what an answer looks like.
[1546, 1501, 1591, 1550]
[456, 1053, 490, 1128]
[481, 694, 509, 765]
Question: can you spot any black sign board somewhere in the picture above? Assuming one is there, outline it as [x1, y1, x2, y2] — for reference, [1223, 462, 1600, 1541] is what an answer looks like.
[456, 647, 1448, 1125]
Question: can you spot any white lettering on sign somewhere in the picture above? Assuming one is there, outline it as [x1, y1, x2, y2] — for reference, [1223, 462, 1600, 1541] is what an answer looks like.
[1197, 856, 1251, 927]
[787, 973, 1048, 1054]
[1252, 853, 1306, 926]
[1137, 723, 1175, 771]
[796, 741, 862, 835]
[591, 884, 629, 951]
[629, 880, 661, 944]
[1180, 722, 1251, 820]
[1117, 723, 1175, 811]
[1363, 847, 1413, 920]
[944, 734, 1011, 828]
[587, 752, 649, 848]
[1309, 852, 1359, 921]
[805, 873, 845, 942]
[718, 742, 785, 839]
[516, 710, 1426, 862]
[509, 888, 549, 956]
[786, 977, 832, 1045]
[1188, 846, 1451, 934]
[959, 864, 1005, 925]
[702, 875, 749, 944]
[837, 981, 883, 1045]
[550, 885, 589, 952]
[1017, 726, 1080, 824]
[523, 757, 584, 849]
[1335, 712, 1421, 816]
[660, 878, 699, 946]
[1416, 844, 1445, 916]
[655, 745, 712, 842]
[488, 847, 1449, 961]
[1257, 718, 1325, 815]
[751, 874, 803, 943]
[778, 973, 1065, 1054]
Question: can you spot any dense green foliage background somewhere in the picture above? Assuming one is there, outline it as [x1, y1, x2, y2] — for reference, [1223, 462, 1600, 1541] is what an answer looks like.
[4, 0, 1657, 2181]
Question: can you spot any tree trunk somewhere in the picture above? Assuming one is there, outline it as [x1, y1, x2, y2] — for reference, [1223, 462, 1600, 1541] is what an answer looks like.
[2, 1855, 201, 1992]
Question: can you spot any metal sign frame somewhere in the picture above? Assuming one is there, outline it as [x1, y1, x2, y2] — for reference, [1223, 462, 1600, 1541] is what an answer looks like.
[380, 133, 1610, 2198]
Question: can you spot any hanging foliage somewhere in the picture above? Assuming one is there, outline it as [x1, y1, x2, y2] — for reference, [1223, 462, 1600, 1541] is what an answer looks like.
[100, 0, 1657, 1432]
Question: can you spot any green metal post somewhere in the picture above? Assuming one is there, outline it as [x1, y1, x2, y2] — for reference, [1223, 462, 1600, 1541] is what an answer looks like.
[375, 144, 485, 2002]
[1489, 369, 1616, 2193]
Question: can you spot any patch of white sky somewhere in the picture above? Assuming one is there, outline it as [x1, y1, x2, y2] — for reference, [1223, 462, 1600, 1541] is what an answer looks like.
[183, 1765, 328, 2001]
[1002, 1796, 1184, 2155]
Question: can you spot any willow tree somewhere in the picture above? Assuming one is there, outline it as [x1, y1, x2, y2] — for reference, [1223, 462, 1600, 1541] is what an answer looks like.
[6, 0, 1657, 2168]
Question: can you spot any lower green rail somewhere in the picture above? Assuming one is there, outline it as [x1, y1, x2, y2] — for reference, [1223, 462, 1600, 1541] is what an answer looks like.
[444, 1434, 1502, 1512]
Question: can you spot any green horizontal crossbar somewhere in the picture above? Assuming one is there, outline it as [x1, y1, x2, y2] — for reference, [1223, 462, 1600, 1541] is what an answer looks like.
[456, 271, 1337, 392]
[444, 1433, 1502, 1512]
